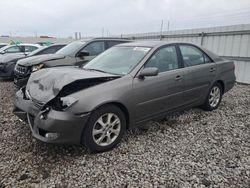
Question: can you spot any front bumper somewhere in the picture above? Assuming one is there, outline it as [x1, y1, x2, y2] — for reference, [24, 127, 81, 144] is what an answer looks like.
[13, 89, 90, 144]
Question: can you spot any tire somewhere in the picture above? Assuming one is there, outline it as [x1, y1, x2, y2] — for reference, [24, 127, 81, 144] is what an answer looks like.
[82, 104, 126, 152]
[201, 82, 223, 111]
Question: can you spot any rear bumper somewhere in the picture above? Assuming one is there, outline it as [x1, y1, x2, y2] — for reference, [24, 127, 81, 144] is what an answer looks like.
[225, 80, 235, 93]
[13, 89, 90, 144]
[0, 63, 15, 78]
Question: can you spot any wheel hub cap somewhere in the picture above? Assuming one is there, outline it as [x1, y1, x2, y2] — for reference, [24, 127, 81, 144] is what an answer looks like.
[209, 86, 221, 108]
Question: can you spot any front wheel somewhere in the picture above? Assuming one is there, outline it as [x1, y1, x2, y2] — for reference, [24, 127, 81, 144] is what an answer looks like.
[202, 83, 223, 111]
[82, 105, 126, 152]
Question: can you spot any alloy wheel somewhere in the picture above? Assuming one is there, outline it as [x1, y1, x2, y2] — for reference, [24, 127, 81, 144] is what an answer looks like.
[209, 86, 221, 108]
[92, 113, 121, 146]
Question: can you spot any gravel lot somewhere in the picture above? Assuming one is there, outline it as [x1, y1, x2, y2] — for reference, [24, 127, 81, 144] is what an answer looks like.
[0, 81, 249, 188]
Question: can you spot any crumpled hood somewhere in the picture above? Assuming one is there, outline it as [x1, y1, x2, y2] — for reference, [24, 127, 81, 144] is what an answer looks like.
[26, 67, 119, 103]
[17, 54, 65, 66]
[0, 54, 25, 63]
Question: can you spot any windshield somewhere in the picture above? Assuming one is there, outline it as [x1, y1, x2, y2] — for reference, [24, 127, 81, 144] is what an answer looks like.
[0, 45, 10, 52]
[84, 46, 151, 75]
[56, 41, 85, 56]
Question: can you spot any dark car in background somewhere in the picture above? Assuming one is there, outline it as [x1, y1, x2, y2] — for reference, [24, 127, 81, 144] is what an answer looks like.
[0, 44, 65, 80]
[13, 41, 235, 152]
[0, 44, 41, 79]
[13, 38, 131, 88]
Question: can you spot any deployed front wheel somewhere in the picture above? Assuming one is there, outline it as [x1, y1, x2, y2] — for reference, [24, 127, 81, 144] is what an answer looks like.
[82, 105, 126, 152]
[202, 83, 223, 111]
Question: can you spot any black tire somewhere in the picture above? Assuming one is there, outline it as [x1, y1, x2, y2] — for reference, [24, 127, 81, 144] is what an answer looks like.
[201, 82, 223, 111]
[82, 104, 126, 152]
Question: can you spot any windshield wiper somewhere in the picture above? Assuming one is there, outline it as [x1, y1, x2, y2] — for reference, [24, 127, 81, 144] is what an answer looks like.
[83, 68, 109, 74]
[83, 68, 122, 76]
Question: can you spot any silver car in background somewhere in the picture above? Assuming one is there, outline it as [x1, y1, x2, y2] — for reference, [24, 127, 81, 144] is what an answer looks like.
[13, 41, 235, 152]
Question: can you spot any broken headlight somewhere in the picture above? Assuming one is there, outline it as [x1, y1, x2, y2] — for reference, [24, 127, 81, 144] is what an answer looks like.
[52, 96, 78, 111]
[31, 63, 44, 72]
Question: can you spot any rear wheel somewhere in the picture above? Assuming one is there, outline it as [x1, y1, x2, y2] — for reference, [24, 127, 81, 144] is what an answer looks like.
[202, 83, 223, 111]
[82, 105, 126, 152]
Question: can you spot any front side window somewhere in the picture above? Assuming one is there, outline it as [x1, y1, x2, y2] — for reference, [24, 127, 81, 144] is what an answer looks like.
[145, 46, 179, 73]
[84, 46, 151, 75]
[82, 41, 105, 56]
[5, 46, 22, 53]
[180, 45, 211, 67]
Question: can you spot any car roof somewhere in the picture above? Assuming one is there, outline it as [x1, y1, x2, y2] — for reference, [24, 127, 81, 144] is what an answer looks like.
[117, 40, 221, 61]
[117, 41, 214, 48]
[77, 37, 132, 43]
[18, 43, 41, 47]
[49, 43, 67, 46]
[117, 41, 174, 47]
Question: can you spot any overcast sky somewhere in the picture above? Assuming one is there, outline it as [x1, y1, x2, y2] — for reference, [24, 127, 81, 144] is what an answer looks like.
[1, 0, 250, 38]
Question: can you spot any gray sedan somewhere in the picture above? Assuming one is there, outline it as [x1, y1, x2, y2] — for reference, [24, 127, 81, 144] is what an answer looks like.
[13, 41, 236, 152]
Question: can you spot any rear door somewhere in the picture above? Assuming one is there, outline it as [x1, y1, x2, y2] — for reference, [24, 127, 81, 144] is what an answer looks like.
[75, 41, 105, 66]
[178, 44, 216, 105]
[133, 45, 185, 122]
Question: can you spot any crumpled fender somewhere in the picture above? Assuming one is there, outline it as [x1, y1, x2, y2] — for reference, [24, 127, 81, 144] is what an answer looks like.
[26, 67, 120, 104]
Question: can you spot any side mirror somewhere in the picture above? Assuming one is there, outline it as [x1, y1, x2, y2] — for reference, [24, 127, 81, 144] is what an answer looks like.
[77, 51, 90, 58]
[138, 67, 158, 78]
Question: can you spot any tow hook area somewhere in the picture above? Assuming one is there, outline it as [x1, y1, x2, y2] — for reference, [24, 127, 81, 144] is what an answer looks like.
[39, 107, 50, 120]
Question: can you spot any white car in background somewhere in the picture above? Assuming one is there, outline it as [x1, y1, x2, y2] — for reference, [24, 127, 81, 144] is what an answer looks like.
[0, 43, 8, 49]
[0, 44, 41, 56]
[0, 44, 41, 79]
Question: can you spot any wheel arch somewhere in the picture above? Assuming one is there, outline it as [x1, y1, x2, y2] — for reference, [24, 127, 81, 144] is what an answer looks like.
[214, 80, 225, 94]
[92, 101, 130, 129]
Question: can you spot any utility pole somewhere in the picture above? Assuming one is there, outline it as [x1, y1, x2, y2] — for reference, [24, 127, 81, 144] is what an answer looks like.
[102, 27, 104, 37]
[160, 20, 164, 41]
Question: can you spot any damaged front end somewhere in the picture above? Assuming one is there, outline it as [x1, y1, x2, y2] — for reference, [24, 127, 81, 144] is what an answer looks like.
[13, 86, 91, 144]
[47, 77, 117, 111]
[0, 61, 16, 78]
[13, 69, 120, 144]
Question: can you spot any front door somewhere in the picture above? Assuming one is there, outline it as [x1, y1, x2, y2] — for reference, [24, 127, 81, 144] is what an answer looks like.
[133, 45, 185, 122]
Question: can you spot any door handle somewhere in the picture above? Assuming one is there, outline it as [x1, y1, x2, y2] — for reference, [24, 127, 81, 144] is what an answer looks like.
[210, 67, 216, 72]
[175, 75, 182, 81]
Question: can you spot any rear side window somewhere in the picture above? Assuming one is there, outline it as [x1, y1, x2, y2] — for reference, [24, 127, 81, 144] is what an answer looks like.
[82, 41, 105, 56]
[179, 45, 212, 67]
[39, 45, 64, 55]
[107, 41, 126, 48]
[25, 46, 38, 52]
[145, 46, 179, 73]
